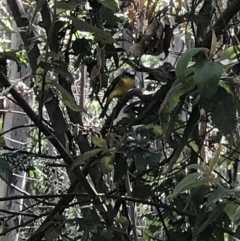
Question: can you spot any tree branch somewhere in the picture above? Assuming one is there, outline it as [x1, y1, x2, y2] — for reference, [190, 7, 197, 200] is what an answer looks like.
[200, 0, 240, 49]
[0, 70, 111, 226]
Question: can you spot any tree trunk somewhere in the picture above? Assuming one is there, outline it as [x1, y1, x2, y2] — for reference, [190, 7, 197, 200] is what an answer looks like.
[0, 21, 33, 241]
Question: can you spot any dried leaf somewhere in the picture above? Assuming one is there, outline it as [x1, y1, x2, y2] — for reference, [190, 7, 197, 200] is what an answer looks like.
[209, 29, 217, 59]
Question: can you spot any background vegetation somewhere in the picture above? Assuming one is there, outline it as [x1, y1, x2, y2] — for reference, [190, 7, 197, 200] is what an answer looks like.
[0, 0, 240, 241]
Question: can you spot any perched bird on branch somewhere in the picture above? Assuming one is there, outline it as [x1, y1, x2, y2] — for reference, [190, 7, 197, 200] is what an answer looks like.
[99, 70, 137, 118]
[145, 62, 175, 83]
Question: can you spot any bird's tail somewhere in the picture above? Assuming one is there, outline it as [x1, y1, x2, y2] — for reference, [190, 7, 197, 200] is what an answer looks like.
[99, 101, 110, 119]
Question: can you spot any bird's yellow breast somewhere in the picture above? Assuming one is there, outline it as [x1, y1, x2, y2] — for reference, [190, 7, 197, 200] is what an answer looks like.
[122, 77, 135, 88]
[108, 77, 135, 100]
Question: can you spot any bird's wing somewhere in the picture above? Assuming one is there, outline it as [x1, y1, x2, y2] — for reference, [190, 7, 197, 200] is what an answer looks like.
[102, 73, 122, 103]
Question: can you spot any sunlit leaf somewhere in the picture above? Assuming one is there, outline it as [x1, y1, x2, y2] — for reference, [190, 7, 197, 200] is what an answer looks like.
[219, 45, 240, 61]
[69, 148, 103, 172]
[189, 140, 199, 152]
[92, 136, 108, 149]
[224, 202, 238, 221]
[143, 218, 161, 241]
[147, 125, 162, 136]
[218, 80, 233, 95]
[100, 155, 114, 174]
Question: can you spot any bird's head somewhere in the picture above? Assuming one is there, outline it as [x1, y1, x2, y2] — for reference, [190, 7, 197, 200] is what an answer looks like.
[122, 70, 136, 80]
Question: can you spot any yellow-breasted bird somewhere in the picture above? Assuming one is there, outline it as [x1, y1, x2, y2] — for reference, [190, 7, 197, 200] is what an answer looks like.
[99, 70, 136, 118]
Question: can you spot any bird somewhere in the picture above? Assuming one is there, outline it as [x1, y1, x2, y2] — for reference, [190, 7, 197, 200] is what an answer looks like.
[145, 62, 175, 83]
[99, 70, 136, 118]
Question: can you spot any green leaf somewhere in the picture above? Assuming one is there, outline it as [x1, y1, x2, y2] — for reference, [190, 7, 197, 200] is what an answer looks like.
[128, 147, 160, 172]
[4, 18, 12, 31]
[181, 176, 210, 193]
[159, 78, 196, 114]
[72, 38, 92, 56]
[132, 182, 151, 199]
[116, 216, 130, 229]
[218, 80, 233, 95]
[206, 188, 234, 206]
[176, 47, 209, 83]
[146, 125, 163, 136]
[209, 144, 221, 171]
[186, 164, 204, 171]
[100, 155, 114, 174]
[135, 126, 156, 141]
[235, 206, 240, 224]
[92, 136, 107, 149]
[143, 218, 162, 241]
[0, 157, 12, 184]
[99, 0, 119, 12]
[193, 203, 226, 238]
[194, 60, 223, 99]
[211, 88, 237, 135]
[44, 226, 59, 241]
[68, 16, 115, 44]
[101, 7, 121, 28]
[114, 156, 127, 182]
[189, 140, 199, 152]
[168, 173, 200, 199]
[224, 202, 238, 221]
[219, 45, 240, 61]
[0, 137, 6, 148]
[69, 148, 103, 172]
[235, 226, 240, 239]
[52, 83, 86, 113]
[186, 185, 210, 211]
[168, 106, 200, 170]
